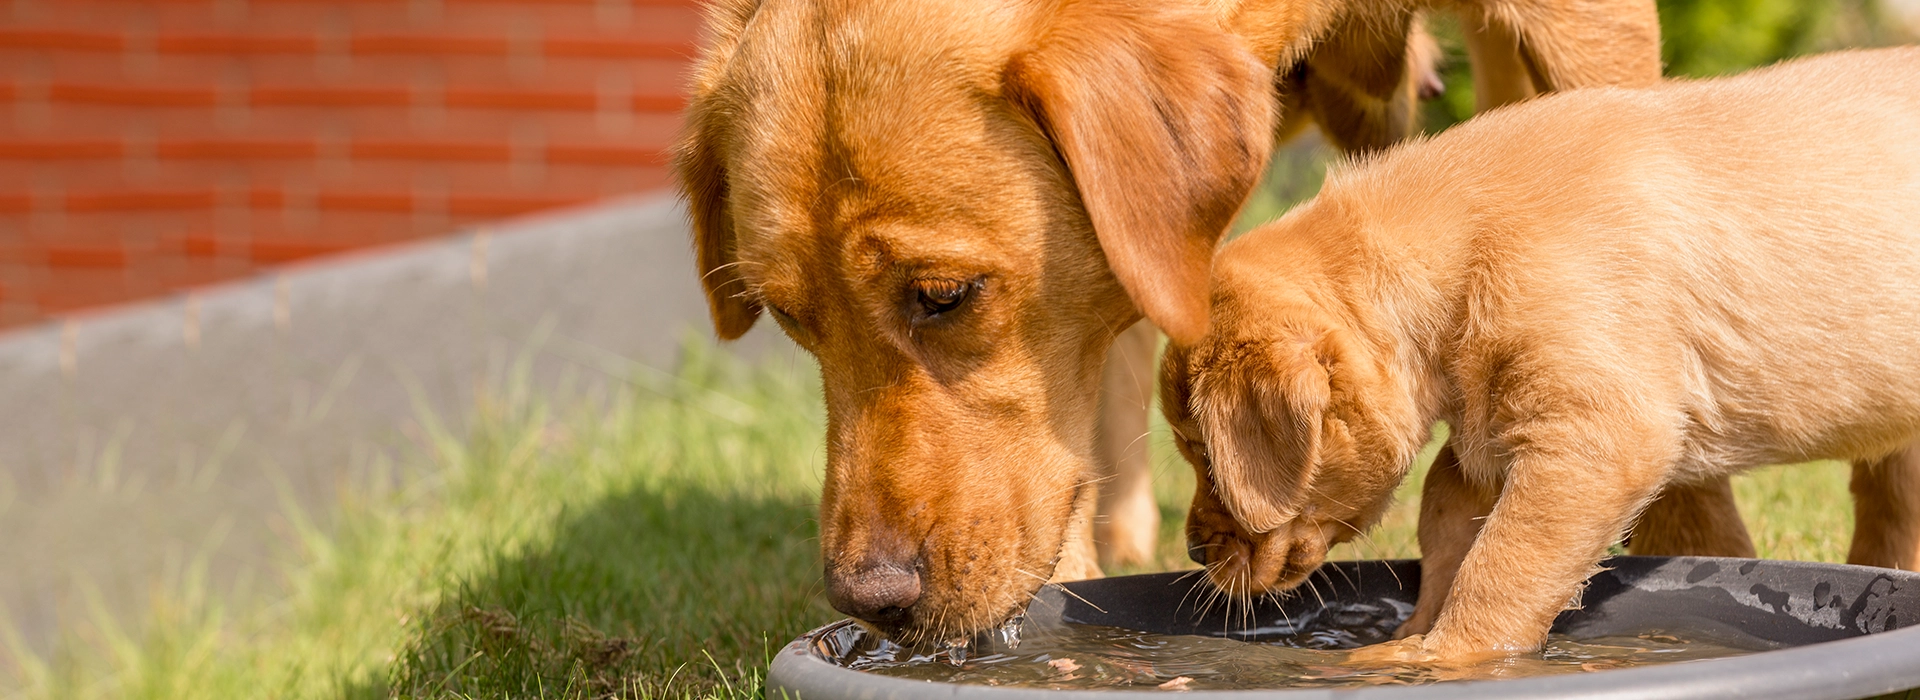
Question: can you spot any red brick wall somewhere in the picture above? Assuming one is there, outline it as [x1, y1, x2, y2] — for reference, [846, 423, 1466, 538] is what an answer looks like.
[0, 0, 700, 327]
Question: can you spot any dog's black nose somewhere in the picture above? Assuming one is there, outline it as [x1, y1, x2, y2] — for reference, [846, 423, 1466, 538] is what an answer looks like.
[827, 563, 922, 626]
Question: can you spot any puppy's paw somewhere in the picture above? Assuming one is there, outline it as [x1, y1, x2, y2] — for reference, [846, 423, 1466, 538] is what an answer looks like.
[1391, 610, 1437, 639]
[1346, 635, 1438, 665]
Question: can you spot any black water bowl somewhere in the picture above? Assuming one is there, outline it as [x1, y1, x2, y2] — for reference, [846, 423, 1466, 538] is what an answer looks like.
[769, 557, 1920, 699]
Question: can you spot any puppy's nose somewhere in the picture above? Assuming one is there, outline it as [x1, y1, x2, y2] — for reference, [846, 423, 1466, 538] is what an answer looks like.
[827, 562, 922, 626]
[1188, 540, 1210, 565]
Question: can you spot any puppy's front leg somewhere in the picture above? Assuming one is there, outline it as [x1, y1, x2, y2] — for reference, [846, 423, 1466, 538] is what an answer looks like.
[1420, 431, 1667, 659]
[1396, 443, 1495, 639]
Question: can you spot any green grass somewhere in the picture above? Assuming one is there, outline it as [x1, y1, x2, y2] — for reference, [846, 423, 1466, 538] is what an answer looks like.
[5, 344, 831, 700]
[3, 342, 1861, 700]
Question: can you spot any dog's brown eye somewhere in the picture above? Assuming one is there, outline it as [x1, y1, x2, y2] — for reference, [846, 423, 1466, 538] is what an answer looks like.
[1175, 431, 1211, 465]
[769, 306, 796, 329]
[911, 277, 977, 320]
[767, 305, 808, 343]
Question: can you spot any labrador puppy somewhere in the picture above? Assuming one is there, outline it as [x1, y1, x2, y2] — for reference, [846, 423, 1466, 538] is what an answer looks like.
[676, 0, 1661, 646]
[1160, 47, 1920, 661]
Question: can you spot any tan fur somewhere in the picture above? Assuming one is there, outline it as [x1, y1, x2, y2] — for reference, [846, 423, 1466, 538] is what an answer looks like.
[1161, 47, 1920, 660]
[674, 0, 1660, 643]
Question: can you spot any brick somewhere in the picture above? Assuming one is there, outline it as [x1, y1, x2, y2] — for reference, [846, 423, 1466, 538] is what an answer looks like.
[545, 142, 664, 166]
[175, 231, 221, 257]
[146, 3, 346, 34]
[37, 210, 215, 243]
[158, 33, 319, 54]
[41, 242, 130, 268]
[541, 36, 691, 60]
[156, 139, 319, 159]
[309, 189, 411, 213]
[350, 140, 511, 162]
[35, 52, 144, 86]
[47, 83, 220, 107]
[245, 235, 366, 263]
[66, 190, 219, 212]
[250, 85, 410, 107]
[155, 257, 255, 293]
[0, 140, 123, 159]
[0, 29, 124, 52]
[34, 268, 132, 313]
[443, 86, 596, 110]
[351, 34, 509, 56]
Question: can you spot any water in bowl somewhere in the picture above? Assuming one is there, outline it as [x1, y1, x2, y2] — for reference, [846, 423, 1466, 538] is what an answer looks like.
[818, 613, 1766, 690]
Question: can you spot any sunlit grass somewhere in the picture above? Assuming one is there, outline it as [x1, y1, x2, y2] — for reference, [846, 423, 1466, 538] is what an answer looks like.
[4, 342, 831, 700]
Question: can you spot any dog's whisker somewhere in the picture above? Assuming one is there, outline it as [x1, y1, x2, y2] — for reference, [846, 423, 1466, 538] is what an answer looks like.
[699, 259, 765, 286]
[1015, 567, 1107, 614]
[1304, 576, 1329, 612]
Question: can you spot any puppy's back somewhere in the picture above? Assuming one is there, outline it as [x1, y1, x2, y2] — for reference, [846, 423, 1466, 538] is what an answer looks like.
[1333, 46, 1920, 292]
[1339, 47, 1920, 468]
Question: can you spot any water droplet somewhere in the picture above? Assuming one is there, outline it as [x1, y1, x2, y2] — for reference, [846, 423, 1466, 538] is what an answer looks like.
[996, 616, 1025, 649]
[942, 637, 971, 666]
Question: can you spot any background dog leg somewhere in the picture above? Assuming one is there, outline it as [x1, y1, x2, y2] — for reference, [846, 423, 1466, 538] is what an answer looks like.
[1053, 469, 1106, 583]
[1487, 0, 1662, 90]
[1298, 10, 1420, 153]
[1094, 321, 1161, 570]
[1396, 443, 1493, 638]
[1848, 445, 1920, 571]
[1626, 476, 1755, 557]
[1459, 13, 1539, 111]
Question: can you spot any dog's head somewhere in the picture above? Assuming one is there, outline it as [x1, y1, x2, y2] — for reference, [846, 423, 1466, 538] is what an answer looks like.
[674, 0, 1272, 643]
[1158, 223, 1418, 597]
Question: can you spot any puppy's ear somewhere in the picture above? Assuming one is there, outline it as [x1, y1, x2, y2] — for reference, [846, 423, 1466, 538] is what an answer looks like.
[1195, 341, 1330, 533]
[1157, 343, 1196, 434]
[673, 83, 761, 340]
[1005, 1, 1274, 346]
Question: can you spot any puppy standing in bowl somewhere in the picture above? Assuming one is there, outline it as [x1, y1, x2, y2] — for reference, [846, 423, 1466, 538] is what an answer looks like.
[1159, 47, 1920, 662]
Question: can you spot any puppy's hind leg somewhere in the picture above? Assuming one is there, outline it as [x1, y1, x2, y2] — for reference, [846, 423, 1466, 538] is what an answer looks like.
[1626, 476, 1755, 557]
[1093, 321, 1161, 570]
[1396, 443, 1495, 639]
[1849, 444, 1920, 571]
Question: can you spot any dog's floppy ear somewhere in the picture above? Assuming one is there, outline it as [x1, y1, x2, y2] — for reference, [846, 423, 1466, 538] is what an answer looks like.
[673, 62, 760, 339]
[1004, 1, 1274, 346]
[1195, 340, 1330, 533]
